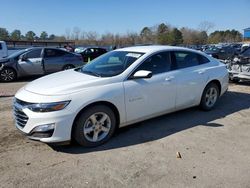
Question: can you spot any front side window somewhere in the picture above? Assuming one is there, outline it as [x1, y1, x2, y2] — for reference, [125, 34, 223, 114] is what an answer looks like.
[171, 51, 205, 69]
[0, 43, 2, 50]
[25, 49, 42, 59]
[80, 51, 144, 77]
[135, 52, 171, 75]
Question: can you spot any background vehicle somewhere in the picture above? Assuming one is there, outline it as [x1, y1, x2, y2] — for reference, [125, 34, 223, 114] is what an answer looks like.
[225, 47, 250, 83]
[204, 46, 236, 60]
[239, 47, 250, 59]
[75, 47, 107, 62]
[14, 46, 228, 147]
[0, 47, 83, 82]
[0, 41, 8, 59]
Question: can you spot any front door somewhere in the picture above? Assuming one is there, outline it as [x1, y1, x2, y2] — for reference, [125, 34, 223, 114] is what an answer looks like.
[18, 48, 43, 75]
[124, 51, 176, 123]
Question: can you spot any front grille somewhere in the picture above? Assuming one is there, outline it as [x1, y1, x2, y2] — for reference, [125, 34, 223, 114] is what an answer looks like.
[13, 98, 30, 128]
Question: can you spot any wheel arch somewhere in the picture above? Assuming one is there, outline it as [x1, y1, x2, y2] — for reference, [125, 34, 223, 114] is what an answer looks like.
[206, 79, 222, 96]
[71, 101, 120, 139]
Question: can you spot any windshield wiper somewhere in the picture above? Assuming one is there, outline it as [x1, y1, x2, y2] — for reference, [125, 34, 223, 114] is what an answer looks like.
[82, 70, 101, 77]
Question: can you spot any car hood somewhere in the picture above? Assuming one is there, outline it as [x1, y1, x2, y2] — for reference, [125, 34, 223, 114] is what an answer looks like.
[0, 57, 10, 63]
[24, 69, 110, 95]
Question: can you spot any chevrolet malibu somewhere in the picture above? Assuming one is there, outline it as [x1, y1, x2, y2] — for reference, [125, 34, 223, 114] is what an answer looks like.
[13, 46, 229, 147]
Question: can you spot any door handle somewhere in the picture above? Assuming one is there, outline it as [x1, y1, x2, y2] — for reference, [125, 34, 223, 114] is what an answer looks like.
[198, 70, 206, 74]
[165, 76, 174, 81]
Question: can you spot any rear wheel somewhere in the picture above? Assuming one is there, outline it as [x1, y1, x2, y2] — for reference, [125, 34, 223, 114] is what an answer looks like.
[73, 105, 116, 147]
[62, 64, 75, 70]
[200, 83, 219, 111]
[0, 67, 17, 82]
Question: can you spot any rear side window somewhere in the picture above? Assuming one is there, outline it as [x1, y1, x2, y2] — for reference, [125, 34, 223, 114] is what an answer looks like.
[135, 52, 171, 75]
[0, 43, 2, 50]
[44, 49, 68, 58]
[171, 51, 209, 69]
[197, 54, 210, 64]
[25, 49, 42, 59]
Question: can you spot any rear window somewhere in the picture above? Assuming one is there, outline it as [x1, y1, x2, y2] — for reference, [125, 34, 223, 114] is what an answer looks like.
[197, 54, 210, 64]
[45, 49, 68, 57]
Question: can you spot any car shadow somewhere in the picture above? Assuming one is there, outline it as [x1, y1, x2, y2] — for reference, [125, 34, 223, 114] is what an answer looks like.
[51, 90, 250, 154]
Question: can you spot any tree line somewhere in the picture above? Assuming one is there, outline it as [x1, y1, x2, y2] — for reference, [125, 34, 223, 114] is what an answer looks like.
[0, 28, 65, 42]
[0, 23, 243, 46]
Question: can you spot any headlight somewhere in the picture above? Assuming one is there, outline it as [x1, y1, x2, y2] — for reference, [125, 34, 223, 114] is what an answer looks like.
[27, 101, 70, 112]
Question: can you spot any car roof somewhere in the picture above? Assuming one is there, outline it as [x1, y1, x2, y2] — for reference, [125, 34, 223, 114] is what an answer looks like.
[116, 45, 200, 54]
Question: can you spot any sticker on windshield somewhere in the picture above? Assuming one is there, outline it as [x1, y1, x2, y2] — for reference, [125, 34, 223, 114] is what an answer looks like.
[126, 53, 142, 58]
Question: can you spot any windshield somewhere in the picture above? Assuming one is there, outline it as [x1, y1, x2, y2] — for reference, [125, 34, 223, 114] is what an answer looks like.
[8, 49, 30, 58]
[80, 51, 144, 77]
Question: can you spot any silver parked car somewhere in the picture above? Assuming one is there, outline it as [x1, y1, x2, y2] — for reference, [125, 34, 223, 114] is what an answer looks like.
[0, 47, 83, 82]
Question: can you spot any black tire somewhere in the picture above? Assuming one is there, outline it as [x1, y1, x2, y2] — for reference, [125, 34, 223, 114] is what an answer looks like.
[62, 64, 75, 70]
[0, 67, 17, 82]
[73, 105, 116, 147]
[229, 77, 240, 83]
[200, 83, 219, 111]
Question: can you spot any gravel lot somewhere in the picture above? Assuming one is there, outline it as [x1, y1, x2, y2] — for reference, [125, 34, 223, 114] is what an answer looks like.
[0, 80, 250, 188]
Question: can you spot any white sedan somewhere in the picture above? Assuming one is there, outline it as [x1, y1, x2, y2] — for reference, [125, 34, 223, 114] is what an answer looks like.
[14, 46, 229, 147]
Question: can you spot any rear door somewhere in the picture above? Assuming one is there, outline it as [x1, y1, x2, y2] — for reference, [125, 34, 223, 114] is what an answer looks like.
[18, 48, 43, 75]
[43, 48, 68, 73]
[171, 51, 210, 109]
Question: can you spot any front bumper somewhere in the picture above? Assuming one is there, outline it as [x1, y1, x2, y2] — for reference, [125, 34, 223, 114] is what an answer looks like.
[13, 92, 76, 143]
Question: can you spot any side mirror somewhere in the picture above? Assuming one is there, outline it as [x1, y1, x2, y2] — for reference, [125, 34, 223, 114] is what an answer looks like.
[19, 54, 28, 61]
[131, 70, 152, 79]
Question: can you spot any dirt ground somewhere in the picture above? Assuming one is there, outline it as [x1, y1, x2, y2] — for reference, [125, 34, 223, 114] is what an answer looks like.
[0, 80, 250, 188]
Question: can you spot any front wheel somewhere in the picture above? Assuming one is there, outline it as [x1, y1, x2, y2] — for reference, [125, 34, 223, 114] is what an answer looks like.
[0, 67, 17, 82]
[73, 105, 116, 147]
[200, 83, 219, 111]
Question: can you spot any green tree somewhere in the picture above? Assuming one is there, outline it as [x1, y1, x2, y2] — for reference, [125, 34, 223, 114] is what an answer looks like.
[140, 27, 154, 43]
[25, 31, 36, 41]
[0, 28, 9, 40]
[170, 28, 183, 45]
[10, 29, 21, 40]
[40, 31, 48, 40]
[157, 23, 170, 44]
[48, 34, 55, 40]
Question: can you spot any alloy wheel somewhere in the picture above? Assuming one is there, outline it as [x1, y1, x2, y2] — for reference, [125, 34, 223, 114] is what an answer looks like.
[83, 112, 111, 142]
[0, 69, 15, 81]
[205, 87, 218, 108]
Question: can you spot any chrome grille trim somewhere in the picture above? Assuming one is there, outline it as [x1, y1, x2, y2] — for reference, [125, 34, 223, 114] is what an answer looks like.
[13, 98, 29, 128]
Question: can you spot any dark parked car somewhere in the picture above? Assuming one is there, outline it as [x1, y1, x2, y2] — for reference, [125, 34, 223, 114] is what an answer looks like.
[204, 46, 236, 60]
[76, 47, 107, 62]
[0, 47, 83, 82]
[238, 47, 250, 59]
